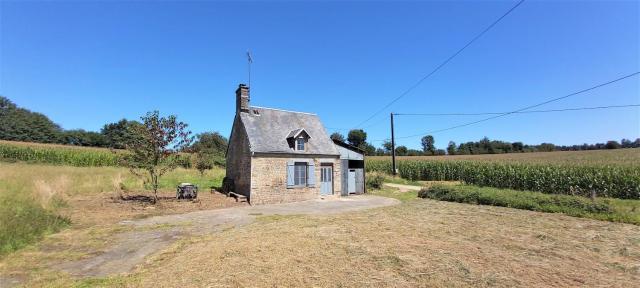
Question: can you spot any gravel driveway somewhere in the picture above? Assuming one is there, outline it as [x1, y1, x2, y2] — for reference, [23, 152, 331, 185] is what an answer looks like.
[58, 195, 399, 277]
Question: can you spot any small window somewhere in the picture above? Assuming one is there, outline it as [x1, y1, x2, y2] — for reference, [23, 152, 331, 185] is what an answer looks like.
[296, 138, 305, 151]
[294, 162, 307, 186]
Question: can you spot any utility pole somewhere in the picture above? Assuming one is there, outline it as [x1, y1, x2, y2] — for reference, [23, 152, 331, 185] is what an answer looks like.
[390, 112, 396, 175]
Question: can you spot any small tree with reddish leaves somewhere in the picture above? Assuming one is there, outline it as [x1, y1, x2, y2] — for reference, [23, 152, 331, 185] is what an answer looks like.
[122, 111, 192, 203]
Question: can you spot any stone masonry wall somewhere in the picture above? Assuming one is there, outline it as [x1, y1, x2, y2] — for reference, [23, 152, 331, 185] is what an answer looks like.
[225, 115, 251, 197]
[250, 155, 341, 205]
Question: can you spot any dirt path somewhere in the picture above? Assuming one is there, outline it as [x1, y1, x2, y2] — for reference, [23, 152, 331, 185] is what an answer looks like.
[383, 183, 422, 192]
[57, 195, 399, 278]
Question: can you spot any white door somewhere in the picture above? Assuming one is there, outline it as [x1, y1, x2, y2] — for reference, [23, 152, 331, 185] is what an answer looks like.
[348, 169, 356, 194]
[320, 165, 333, 196]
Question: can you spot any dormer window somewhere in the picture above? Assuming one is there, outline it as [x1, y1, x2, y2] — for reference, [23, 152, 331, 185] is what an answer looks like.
[287, 128, 311, 152]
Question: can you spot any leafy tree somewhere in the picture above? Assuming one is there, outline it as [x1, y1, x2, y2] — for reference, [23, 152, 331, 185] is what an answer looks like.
[605, 140, 621, 149]
[191, 132, 228, 170]
[435, 149, 446, 156]
[538, 143, 556, 152]
[101, 119, 143, 149]
[395, 145, 408, 156]
[407, 149, 423, 156]
[330, 132, 345, 142]
[447, 141, 456, 155]
[347, 129, 367, 148]
[61, 129, 107, 147]
[421, 135, 435, 155]
[191, 132, 227, 154]
[382, 140, 393, 154]
[0, 96, 63, 143]
[360, 142, 376, 156]
[120, 111, 193, 202]
[512, 142, 524, 152]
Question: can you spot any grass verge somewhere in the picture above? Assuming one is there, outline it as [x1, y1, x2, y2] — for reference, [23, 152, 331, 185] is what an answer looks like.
[0, 194, 70, 256]
[418, 184, 640, 225]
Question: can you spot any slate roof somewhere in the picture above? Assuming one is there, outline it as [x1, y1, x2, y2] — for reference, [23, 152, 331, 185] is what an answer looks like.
[239, 106, 339, 155]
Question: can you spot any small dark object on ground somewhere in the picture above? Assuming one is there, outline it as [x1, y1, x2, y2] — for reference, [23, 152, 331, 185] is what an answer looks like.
[177, 183, 198, 199]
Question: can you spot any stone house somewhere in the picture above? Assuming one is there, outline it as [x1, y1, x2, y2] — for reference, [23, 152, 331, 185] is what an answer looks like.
[225, 84, 349, 205]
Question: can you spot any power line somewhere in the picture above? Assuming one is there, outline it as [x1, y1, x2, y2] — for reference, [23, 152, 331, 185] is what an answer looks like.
[352, 0, 526, 129]
[394, 104, 640, 116]
[327, 115, 390, 132]
[389, 72, 640, 140]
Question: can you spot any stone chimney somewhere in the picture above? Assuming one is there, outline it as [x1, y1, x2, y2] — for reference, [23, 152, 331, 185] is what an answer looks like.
[236, 84, 250, 113]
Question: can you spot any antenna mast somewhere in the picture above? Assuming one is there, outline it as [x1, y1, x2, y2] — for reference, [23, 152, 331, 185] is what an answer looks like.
[246, 50, 253, 88]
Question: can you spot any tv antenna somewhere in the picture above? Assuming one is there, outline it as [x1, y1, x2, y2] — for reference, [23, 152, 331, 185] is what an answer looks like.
[246, 50, 253, 88]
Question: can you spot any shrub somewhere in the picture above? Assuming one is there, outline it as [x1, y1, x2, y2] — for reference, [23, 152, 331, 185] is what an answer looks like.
[418, 184, 640, 225]
[366, 172, 385, 190]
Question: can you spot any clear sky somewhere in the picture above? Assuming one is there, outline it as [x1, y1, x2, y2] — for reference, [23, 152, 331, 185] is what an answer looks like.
[1, 0, 638, 150]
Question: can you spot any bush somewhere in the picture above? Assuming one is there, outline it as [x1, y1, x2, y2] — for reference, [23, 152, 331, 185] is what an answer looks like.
[366, 172, 385, 189]
[418, 184, 640, 225]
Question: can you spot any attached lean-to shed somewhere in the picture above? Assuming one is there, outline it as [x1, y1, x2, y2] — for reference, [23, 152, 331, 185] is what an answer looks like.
[333, 139, 366, 195]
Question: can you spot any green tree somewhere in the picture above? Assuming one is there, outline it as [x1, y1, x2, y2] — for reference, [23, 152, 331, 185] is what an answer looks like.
[360, 142, 376, 156]
[395, 145, 408, 156]
[512, 142, 524, 152]
[0, 96, 63, 143]
[382, 140, 393, 154]
[120, 111, 193, 202]
[191, 132, 228, 169]
[538, 143, 556, 152]
[330, 132, 345, 142]
[61, 129, 107, 147]
[191, 132, 228, 154]
[605, 140, 621, 149]
[447, 141, 456, 155]
[421, 135, 435, 155]
[347, 129, 367, 147]
[101, 119, 143, 149]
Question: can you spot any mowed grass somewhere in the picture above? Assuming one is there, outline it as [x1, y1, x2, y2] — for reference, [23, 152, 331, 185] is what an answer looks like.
[0, 162, 225, 256]
[40, 190, 639, 288]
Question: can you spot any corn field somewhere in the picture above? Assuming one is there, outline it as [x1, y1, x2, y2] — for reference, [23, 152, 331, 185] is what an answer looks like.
[366, 157, 640, 199]
[0, 141, 121, 167]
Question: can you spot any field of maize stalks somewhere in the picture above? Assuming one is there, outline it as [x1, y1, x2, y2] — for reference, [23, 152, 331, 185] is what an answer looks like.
[366, 150, 640, 199]
[0, 140, 122, 167]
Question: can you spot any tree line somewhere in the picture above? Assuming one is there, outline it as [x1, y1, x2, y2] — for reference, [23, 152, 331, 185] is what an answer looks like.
[0, 96, 227, 158]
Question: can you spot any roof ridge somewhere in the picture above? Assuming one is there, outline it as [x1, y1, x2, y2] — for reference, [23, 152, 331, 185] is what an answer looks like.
[251, 106, 317, 116]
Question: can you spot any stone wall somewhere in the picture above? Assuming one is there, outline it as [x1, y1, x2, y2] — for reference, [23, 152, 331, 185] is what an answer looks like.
[225, 115, 252, 197]
[250, 155, 341, 205]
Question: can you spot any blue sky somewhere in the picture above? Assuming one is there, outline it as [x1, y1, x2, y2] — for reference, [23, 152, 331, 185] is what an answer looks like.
[1, 0, 638, 150]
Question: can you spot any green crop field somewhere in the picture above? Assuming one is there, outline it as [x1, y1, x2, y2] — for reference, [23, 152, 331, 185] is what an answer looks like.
[367, 149, 640, 199]
[0, 140, 123, 167]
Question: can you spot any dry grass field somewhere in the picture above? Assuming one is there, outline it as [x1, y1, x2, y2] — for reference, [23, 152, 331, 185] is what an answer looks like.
[1, 187, 639, 287]
[369, 148, 640, 166]
[1, 149, 640, 287]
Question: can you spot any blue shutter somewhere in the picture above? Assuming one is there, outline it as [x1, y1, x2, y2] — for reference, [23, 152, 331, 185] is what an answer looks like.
[286, 161, 295, 188]
[307, 162, 315, 187]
